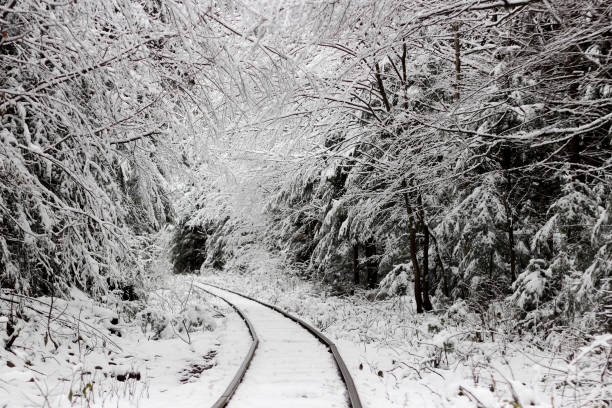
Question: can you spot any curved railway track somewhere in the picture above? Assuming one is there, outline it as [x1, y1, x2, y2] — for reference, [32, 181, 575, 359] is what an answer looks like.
[195, 282, 363, 408]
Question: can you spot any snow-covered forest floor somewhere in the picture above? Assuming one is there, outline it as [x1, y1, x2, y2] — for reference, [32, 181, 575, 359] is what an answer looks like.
[0, 276, 250, 407]
[201, 244, 611, 408]
[1, 258, 609, 408]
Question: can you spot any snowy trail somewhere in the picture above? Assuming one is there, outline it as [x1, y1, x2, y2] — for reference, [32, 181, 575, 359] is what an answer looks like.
[197, 283, 350, 408]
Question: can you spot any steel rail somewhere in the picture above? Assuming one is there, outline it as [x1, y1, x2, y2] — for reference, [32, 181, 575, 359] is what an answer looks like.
[198, 282, 364, 408]
[194, 285, 259, 408]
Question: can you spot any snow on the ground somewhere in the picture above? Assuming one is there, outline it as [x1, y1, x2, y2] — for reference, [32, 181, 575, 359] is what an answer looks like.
[198, 283, 347, 408]
[0, 277, 250, 407]
[199, 246, 610, 408]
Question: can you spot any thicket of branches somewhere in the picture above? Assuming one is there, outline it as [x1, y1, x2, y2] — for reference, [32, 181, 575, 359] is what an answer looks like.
[258, 0, 612, 332]
[169, 0, 611, 333]
[3, 0, 609, 335]
[0, 0, 234, 296]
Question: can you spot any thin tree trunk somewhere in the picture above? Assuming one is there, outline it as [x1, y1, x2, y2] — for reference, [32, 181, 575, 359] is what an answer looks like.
[508, 222, 516, 281]
[401, 43, 408, 111]
[375, 63, 391, 112]
[401, 43, 407, 83]
[352, 244, 360, 285]
[422, 223, 433, 310]
[365, 238, 377, 289]
[429, 229, 449, 297]
[417, 194, 433, 311]
[453, 23, 461, 101]
[501, 192, 516, 281]
[402, 179, 423, 313]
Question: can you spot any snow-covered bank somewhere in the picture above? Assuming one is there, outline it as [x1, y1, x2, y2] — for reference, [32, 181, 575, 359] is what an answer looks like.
[0, 277, 250, 407]
[199, 247, 611, 408]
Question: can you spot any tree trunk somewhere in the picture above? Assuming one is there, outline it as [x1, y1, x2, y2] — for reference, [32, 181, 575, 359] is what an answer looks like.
[375, 63, 392, 113]
[365, 238, 377, 289]
[453, 23, 462, 101]
[501, 191, 516, 282]
[417, 194, 433, 311]
[401, 43, 407, 83]
[508, 223, 516, 281]
[352, 244, 360, 285]
[429, 230, 449, 297]
[402, 179, 423, 313]
[422, 223, 433, 311]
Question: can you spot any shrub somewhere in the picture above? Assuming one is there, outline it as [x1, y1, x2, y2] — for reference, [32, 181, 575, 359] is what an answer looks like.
[169, 222, 207, 274]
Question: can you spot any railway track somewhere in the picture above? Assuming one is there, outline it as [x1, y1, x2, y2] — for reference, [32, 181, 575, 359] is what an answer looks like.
[195, 283, 363, 408]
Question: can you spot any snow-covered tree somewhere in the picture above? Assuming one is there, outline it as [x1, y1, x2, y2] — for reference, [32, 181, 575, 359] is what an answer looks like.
[0, 0, 240, 295]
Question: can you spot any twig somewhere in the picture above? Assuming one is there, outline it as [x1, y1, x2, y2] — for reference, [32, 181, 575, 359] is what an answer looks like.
[0, 295, 121, 351]
[459, 385, 488, 408]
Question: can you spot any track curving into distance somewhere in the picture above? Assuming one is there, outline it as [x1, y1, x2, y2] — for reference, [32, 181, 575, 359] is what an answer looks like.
[196, 282, 363, 408]
[194, 285, 259, 408]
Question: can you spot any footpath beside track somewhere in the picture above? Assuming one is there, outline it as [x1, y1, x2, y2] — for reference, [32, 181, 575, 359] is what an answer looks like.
[196, 282, 363, 408]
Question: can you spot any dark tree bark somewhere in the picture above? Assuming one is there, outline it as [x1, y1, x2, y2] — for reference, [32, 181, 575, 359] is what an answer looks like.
[453, 22, 462, 100]
[502, 193, 517, 282]
[417, 194, 433, 311]
[429, 229, 449, 297]
[500, 150, 517, 282]
[402, 179, 423, 313]
[352, 244, 360, 285]
[401, 43, 407, 82]
[421, 224, 433, 310]
[365, 238, 377, 289]
[375, 63, 391, 112]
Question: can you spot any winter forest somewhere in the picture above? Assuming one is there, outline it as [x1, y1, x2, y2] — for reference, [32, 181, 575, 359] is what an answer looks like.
[0, 0, 611, 407]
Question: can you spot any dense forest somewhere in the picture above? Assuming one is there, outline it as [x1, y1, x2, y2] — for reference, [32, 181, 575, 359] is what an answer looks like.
[169, 0, 611, 335]
[1, 0, 610, 359]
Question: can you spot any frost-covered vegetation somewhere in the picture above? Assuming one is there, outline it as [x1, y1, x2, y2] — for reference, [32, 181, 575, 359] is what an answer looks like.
[171, 2, 611, 405]
[1, 0, 611, 406]
[0, 0, 188, 296]
[0, 274, 248, 407]
[176, 0, 611, 337]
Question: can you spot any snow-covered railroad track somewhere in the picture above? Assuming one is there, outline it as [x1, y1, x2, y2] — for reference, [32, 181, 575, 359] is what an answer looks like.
[196, 283, 363, 408]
